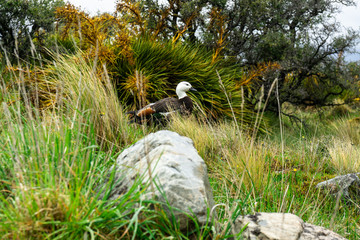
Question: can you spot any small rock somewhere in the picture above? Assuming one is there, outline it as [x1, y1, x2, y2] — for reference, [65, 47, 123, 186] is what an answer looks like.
[235, 213, 303, 240]
[316, 173, 360, 200]
[300, 223, 347, 240]
[234, 212, 346, 240]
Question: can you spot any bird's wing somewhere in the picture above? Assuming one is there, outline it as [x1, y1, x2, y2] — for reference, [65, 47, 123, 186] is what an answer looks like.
[152, 97, 181, 113]
[136, 98, 181, 117]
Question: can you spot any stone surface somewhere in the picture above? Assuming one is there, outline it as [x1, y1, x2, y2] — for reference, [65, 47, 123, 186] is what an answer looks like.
[316, 173, 360, 199]
[300, 223, 347, 240]
[235, 213, 303, 240]
[103, 130, 214, 228]
[234, 212, 346, 240]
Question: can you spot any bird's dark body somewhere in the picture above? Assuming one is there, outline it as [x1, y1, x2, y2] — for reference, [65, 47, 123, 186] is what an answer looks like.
[126, 81, 196, 125]
[128, 96, 194, 125]
[152, 96, 193, 115]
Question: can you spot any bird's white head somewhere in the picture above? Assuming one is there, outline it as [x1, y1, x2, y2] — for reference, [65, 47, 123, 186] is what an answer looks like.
[176, 81, 197, 99]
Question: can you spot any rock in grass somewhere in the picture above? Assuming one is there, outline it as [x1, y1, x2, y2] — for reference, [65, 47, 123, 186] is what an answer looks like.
[316, 173, 360, 200]
[301, 223, 347, 240]
[234, 212, 346, 240]
[103, 130, 214, 228]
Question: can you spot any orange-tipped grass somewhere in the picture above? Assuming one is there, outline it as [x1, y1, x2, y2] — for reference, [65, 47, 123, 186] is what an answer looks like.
[40, 52, 132, 149]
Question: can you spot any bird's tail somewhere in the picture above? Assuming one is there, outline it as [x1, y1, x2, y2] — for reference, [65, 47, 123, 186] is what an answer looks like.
[126, 111, 147, 124]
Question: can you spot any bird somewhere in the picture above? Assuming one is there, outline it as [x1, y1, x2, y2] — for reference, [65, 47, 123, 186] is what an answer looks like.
[127, 81, 197, 124]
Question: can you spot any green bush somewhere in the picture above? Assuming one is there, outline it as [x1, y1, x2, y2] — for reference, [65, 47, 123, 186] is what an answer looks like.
[112, 37, 262, 131]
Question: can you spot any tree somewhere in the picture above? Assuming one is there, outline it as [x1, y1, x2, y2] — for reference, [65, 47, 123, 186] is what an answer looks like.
[0, 0, 64, 61]
[137, 0, 359, 109]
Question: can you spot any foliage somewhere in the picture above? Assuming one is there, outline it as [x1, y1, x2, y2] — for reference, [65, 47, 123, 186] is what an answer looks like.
[0, 66, 217, 239]
[54, 4, 278, 130]
[341, 61, 360, 103]
[115, 38, 220, 112]
[139, 0, 360, 109]
[56, 3, 134, 65]
[1, 43, 360, 239]
[1, 2, 360, 239]
[0, 0, 65, 61]
[0, 105, 216, 239]
[111, 37, 279, 132]
[1, 45, 134, 149]
[167, 110, 360, 239]
[53, 1, 360, 122]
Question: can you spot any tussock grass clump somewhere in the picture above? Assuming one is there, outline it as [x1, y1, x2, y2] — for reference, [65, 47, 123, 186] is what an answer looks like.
[26, 52, 134, 149]
[326, 117, 360, 173]
[331, 118, 360, 146]
[328, 140, 360, 173]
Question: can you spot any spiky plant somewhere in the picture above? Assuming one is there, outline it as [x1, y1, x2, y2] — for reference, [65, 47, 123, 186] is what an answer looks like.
[111, 37, 267, 132]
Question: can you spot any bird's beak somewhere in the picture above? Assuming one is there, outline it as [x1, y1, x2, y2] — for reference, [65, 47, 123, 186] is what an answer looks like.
[190, 87, 197, 92]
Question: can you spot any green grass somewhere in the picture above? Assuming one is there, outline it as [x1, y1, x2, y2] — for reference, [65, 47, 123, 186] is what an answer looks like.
[167, 108, 360, 239]
[0, 55, 217, 239]
[0, 94, 216, 239]
[0, 48, 359, 239]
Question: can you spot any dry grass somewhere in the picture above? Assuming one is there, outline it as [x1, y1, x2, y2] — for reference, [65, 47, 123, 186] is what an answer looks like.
[328, 139, 360, 173]
[327, 117, 360, 173]
[40, 53, 132, 149]
[168, 115, 276, 195]
[2, 187, 71, 239]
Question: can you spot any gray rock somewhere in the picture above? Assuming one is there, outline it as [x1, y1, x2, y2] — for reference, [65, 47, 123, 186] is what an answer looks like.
[300, 223, 347, 240]
[316, 173, 360, 199]
[102, 130, 214, 228]
[234, 212, 346, 240]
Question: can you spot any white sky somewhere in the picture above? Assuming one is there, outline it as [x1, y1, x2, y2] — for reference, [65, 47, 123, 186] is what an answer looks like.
[336, 2, 360, 30]
[67, 0, 360, 61]
[67, 0, 116, 15]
